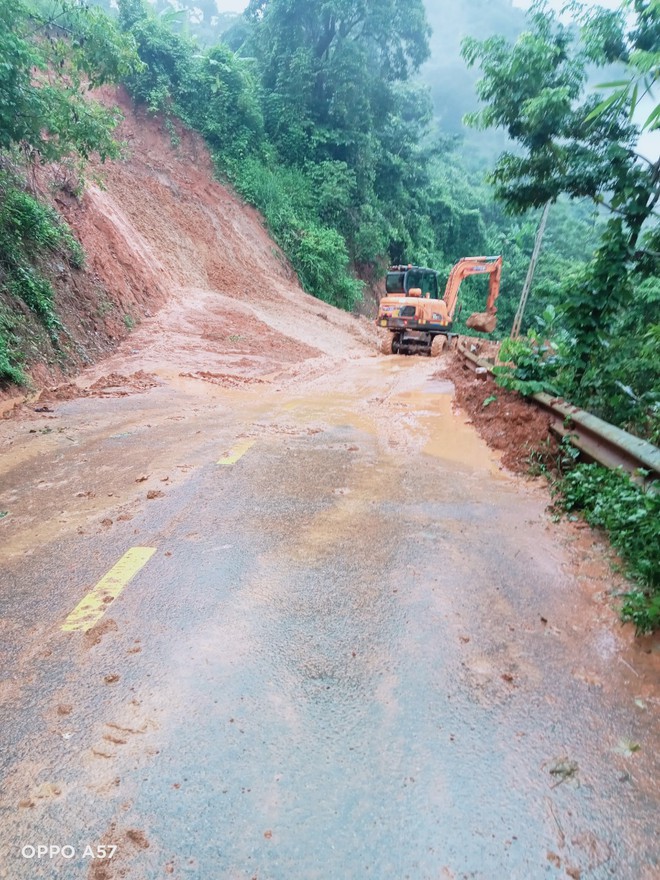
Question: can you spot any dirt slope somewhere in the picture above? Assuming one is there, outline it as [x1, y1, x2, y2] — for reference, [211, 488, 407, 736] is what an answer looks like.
[2, 87, 378, 413]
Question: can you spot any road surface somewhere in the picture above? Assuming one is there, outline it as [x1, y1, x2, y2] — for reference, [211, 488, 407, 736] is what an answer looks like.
[1, 350, 659, 880]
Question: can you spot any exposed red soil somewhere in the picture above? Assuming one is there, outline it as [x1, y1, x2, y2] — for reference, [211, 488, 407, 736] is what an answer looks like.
[37, 382, 86, 403]
[88, 370, 159, 391]
[1, 85, 378, 416]
[448, 349, 554, 474]
[179, 370, 268, 387]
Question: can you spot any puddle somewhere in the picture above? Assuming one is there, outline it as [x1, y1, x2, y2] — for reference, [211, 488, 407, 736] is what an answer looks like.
[387, 385, 502, 476]
[423, 377, 455, 394]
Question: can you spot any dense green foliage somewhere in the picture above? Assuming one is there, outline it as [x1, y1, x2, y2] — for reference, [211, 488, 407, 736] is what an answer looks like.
[556, 463, 660, 634]
[243, 0, 430, 164]
[0, 0, 141, 382]
[585, 0, 660, 134]
[464, 0, 659, 441]
[493, 306, 660, 443]
[0, 173, 81, 381]
[0, 0, 137, 161]
[0, 170, 84, 333]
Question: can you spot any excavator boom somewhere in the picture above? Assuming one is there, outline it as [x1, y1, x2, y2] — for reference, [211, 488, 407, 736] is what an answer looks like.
[443, 255, 502, 322]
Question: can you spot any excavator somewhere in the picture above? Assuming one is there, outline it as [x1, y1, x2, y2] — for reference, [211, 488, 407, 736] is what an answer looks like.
[377, 255, 502, 355]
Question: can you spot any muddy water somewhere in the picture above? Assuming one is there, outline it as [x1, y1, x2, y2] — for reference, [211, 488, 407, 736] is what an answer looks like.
[1, 353, 659, 880]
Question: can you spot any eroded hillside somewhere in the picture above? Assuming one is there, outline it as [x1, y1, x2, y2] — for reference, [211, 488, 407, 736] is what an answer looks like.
[1, 87, 377, 414]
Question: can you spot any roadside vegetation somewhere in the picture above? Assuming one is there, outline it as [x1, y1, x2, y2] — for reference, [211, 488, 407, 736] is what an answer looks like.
[554, 463, 660, 634]
[0, 0, 140, 382]
[464, 0, 659, 443]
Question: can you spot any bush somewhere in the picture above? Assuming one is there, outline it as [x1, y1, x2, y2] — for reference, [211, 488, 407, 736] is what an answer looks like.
[0, 312, 25, 384]
[287, 225, 363, 311]
[8, 268, 58, 328]
[568, 277, 660, 444]
[493, 328, 564, 396]
[0, 176, 82, 363]
[229, 158, 362, 310]
[2, 187, 84, 268]
[556, 463, 660, 634]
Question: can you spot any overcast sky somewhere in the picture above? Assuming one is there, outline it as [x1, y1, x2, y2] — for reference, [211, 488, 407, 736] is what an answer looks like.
[214, 0, 625, 13]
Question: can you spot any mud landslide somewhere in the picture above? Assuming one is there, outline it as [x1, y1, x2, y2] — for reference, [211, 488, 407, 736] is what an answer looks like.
[1, 83, 379, 415]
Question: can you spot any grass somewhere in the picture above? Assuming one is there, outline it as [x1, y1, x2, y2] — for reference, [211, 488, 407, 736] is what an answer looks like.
[553, 463, 660, 634]
[1, 174, 87, 378]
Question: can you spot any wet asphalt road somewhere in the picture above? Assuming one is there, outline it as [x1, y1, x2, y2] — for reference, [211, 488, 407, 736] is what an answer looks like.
[1, 357, 659, 880]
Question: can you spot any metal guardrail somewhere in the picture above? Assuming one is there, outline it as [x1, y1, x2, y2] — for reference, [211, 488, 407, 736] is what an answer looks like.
[458, 342, 660, 486]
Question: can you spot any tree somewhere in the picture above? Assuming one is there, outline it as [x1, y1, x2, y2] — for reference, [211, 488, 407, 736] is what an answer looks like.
[0, 0, 140, 162]
[462, 0, 660, 390]
[235, 0, 437, 268]
[242, 0, 430, 163]
[584, 0, 660, 133]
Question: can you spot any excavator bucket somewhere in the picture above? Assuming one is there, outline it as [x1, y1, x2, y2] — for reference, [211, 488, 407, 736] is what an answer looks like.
[466, 311, 497, 334]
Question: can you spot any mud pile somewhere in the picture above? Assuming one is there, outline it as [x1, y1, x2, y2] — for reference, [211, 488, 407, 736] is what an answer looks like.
[448, 350, 553, 473]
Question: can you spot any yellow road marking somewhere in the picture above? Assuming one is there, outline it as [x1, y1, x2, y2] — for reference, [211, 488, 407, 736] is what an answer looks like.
[217, 438, 256, 466]
[62, 547, 156, 633]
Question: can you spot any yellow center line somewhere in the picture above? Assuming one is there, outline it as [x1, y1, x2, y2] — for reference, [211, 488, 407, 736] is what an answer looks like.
[217, 438, 256, 466]
[61, 547, 157, 633]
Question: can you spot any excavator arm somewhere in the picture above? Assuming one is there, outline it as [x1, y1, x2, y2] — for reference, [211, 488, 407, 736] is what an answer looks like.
[442, 255, 502, 333]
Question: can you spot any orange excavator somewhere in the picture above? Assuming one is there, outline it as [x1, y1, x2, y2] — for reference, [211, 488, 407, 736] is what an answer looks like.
[377, 255, 502, 355]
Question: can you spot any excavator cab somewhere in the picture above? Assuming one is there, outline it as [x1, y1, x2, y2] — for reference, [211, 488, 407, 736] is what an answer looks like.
[378, 265, 439, 327]
[385, 266, 439, 299]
